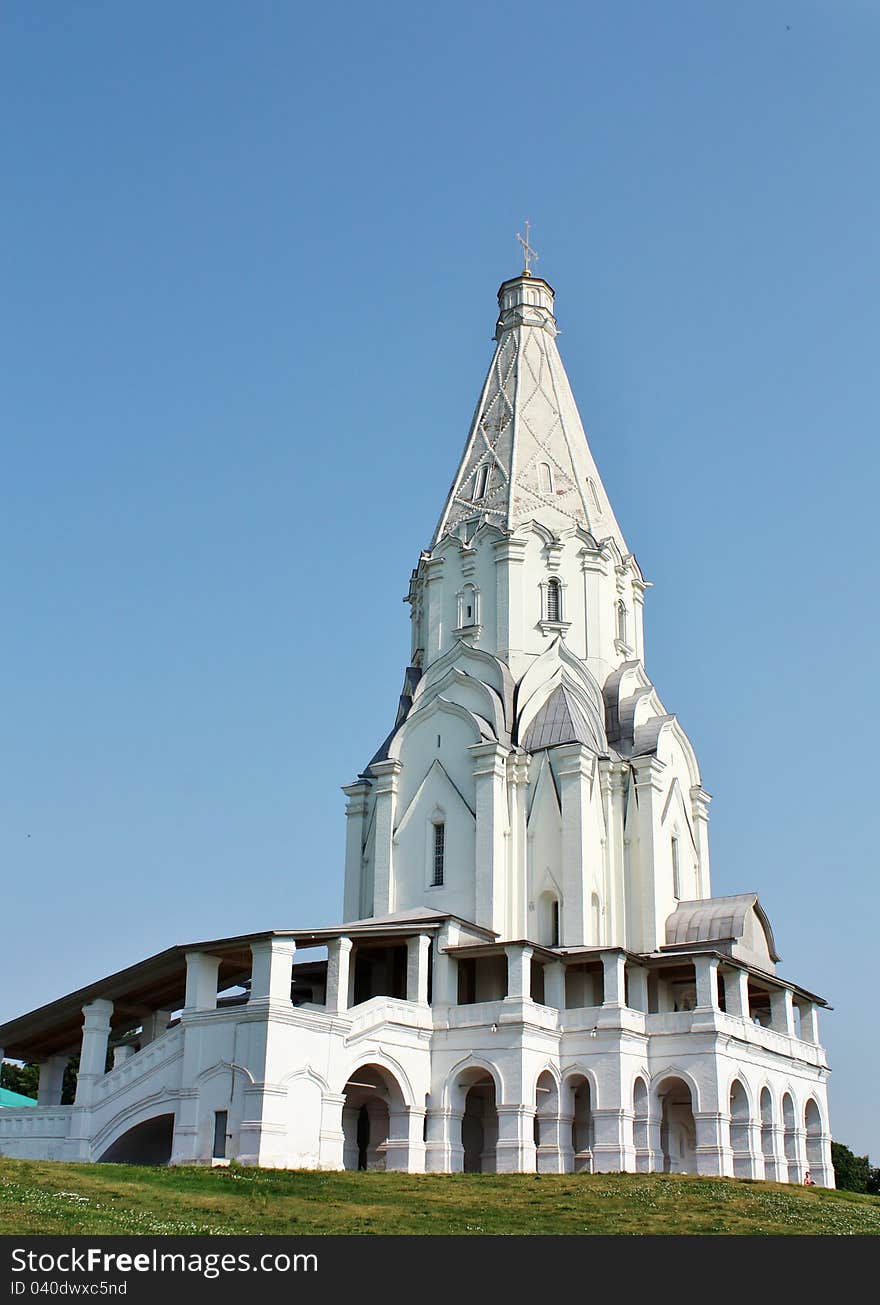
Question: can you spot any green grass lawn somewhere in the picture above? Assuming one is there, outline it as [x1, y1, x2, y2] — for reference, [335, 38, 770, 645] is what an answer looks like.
[1, 1159, 878, 1235]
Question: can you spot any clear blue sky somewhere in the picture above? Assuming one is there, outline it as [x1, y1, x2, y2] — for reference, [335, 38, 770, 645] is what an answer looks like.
[2, 2, 878, 1158]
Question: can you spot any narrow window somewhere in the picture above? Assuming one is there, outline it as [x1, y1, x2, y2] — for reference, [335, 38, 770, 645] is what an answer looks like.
[212, 1110, 228, 1160]
[617, 600, 628, 644]
[473, 464, 489, 501]
[671, 836, 681, 900]
[552, 899, 560, 948]
[547, 578, 561, 622]
[539, 462, 553, 495]
[432, 822, 445, 886]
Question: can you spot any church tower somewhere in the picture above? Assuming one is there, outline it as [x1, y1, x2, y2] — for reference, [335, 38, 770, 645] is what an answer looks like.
[342, 270, 714, 958]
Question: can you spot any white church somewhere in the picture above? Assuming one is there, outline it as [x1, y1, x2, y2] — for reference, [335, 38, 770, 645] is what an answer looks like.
[0, 261, 834, 1184]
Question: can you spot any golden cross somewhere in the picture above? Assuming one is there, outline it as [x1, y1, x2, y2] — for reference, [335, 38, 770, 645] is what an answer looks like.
[516, 219, 538, 276]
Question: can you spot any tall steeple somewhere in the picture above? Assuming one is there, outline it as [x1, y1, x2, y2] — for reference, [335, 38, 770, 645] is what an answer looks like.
[433, 274, 627, 555]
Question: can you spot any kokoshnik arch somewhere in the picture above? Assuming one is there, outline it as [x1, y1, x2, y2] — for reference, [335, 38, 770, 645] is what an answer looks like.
[0, 266, 833, 1184]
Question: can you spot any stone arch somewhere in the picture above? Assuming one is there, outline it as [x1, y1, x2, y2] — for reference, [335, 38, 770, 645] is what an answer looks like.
[538, 889, 561, 947]
[340, 1061, 411, 1172]
[91, 1091, 179, 1163]
[96, 1112, 175, 1165]
[442, 1056, 505, 1111]
[653, 1071, 698, 1174]
[338, 1051, 415, 1110]
[781, 1090, 798, 1182]
[804, 1097, 827, 1185]
[759, 1085, 776, 1177]
[444, 1058, 504, 1175]
[632, 1075, 651, 1172]
[729, 1078, 752, 1179]
[533, 1068, 561, 1172]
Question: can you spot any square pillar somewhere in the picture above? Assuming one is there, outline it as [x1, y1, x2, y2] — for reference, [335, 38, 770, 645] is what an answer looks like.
[184, 952, 221, 1012]
[504, 943, 533, 1001]
[694, 1112, 726, 1176]
[249, 937, 296, 1007]
[723, 967, 750, 1019]
[495, 1103, 535, 1173]
[406, 933, 431, 1004]
[694, 955, 720, 1010]
[592, 1107, 633, 1172]
[341, 780, 371, 923]
[797, 1000, 820, 1044]
[432, 931, 458, 1006]
[140, 1010, 172, 1046]
[371, 759, 403, 917]
[325, 936, 353, 1013]
[770, 987, 796, 1036]
[425, 1105, 463, 1173]
[384, 1107, 426, 1173]
[74, 998, 113, 1106]
[601, 950, 626, 1007]
[627, 963, 649, 1012]
[37, 1055, 68, 1107]
[543, 960, 566, 1010]
[470, 742, 509, 934]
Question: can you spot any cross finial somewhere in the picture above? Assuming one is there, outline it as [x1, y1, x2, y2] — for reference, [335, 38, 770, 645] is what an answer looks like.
[516, 219, 538, 276]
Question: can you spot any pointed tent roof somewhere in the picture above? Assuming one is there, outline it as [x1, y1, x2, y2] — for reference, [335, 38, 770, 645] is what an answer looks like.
[521, 682, 606, 754]
[433, 274, 627, 550]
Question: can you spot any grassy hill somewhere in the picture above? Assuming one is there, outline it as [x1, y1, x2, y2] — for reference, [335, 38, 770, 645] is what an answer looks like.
[1, 1158, 878, 1235]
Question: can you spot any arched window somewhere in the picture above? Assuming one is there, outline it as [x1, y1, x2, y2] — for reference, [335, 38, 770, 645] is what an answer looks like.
[432, 822, 445, 887]
[456, 584, 480, 631]
[539, 462, 553, 495]
[546, 578, 561, 623]
[473, 464, 489, 501]
[617, 600, 628, 645]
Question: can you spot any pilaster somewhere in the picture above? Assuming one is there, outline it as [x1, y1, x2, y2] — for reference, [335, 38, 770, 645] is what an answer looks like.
[341, 779, 371, 923]
[470, 741, 509, 933]
[629, 755, 667, 952]
[371, 759, 403, 917]
[555, 743, 594, 946]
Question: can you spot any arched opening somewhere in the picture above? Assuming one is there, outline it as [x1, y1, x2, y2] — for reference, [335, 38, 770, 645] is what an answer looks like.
[616, 600, 628, 645]
[657, 1076, 697, 1174]
[341, 1064, 407, 1172]
[591, 893, 601, 946]
[533, 1071, 561, 1173]
[473, 463, 489, 501]
[97, 1113, 174, 1166]
[729, 1080, 751, 1178]
[760, 1087, 775, 1177]
[538, 891, 560, 948]
[460, 1073, 498, 1173]
[539, 462, 554, 495]
[782, 1092, 797, 1182]
[567, 1074, 594, 1173]
[633, 1077, 650, 1172]
[804, 1099, 824, 1185]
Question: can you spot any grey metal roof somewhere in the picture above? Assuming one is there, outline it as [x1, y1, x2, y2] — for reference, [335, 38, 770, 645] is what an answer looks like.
[521, 684, 604, 753]
[665, 893, 780, 962]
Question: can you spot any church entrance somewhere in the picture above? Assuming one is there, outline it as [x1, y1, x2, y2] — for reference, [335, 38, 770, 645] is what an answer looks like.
[341, 1065, 402, 1171]
[461, 1075, 498, 1173]
[657, 1077, 697, 1174]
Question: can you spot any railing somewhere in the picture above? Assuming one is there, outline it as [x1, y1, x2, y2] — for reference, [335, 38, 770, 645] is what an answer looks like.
[346, 996, 434, 1039]
[645, 1010, 827, 1065]
[91, 1026, 184, 1106]
[0, 1106, 72, 1141]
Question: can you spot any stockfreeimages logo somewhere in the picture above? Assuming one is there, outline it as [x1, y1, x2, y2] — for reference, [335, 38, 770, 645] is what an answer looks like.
[10, 1247, 318, 1281]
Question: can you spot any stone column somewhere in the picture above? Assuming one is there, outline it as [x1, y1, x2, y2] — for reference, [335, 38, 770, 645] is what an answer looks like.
[341, 779, 371, 922]
[385, 1107, 426, 1173]
[318, 1092, 347, 1170]
[689, 786, 712, 898]
[555, 744, 593, 946]
[592, 1106, 633, 1172]
[470, 742, 509, 934]
[770, 988, 796, 1036]
[249, 938, 296, 1008]
[184, 952, 221, 1012]
[406, 933, 431, 1004]
[694, 955, 720, 1010]
[495, 1103, 535, 1173]
[493, 537, 528, 667]
[37, 1055, 68, 1107]
[543, 960, 566, 1010]
[601, 951, 626, 1008]
[371, 759, 403, 917]
[629, 755, 666, 952]
[325, 936, 353, 1014]
[694, 1111, 726, 1176]
[432, 928, 458, 1006]
[797, 1001, 820, 1044]
[723, 967, 750, 1020]
[74, 998, 113, 1106]
[627, 964, 649, 1013]
[507, 751, 531, 939]
[504, 943, 533, 1002]
[140, 1010, 172, 1045]
[426, 1104, 463, 1173]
